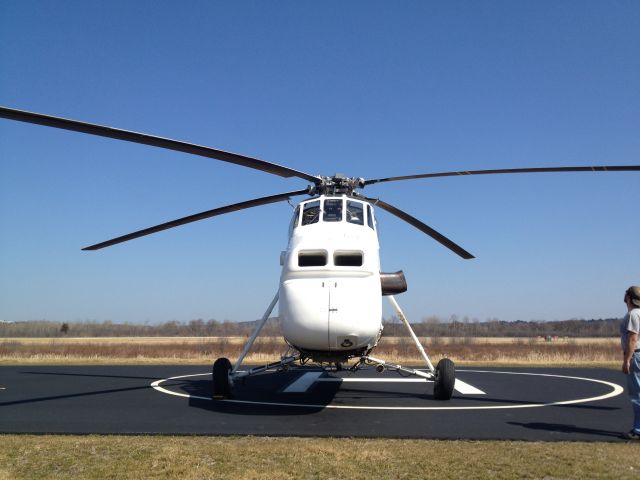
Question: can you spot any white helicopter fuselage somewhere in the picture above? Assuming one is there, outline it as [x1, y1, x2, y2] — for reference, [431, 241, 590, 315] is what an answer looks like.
[279, 195, 383, 360]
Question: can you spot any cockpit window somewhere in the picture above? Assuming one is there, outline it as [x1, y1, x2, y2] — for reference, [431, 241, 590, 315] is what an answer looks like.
[367, 204, 375, 230]
[301, 200, 320, 225]
[323, 199, 343, 222]
[346, 201, 364, 225]
[288, 205, 300, 236]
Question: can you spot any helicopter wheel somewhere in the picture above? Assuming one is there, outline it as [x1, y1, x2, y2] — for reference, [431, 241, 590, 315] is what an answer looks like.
[212, 357, 232, 399]
[433, 358, 455, 400]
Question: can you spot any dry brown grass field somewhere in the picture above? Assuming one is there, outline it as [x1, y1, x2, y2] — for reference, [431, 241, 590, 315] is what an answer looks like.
[0, 335, 619, 366]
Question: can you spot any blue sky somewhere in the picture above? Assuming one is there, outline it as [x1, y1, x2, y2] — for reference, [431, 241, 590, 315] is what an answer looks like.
[1, 1, 638, 324]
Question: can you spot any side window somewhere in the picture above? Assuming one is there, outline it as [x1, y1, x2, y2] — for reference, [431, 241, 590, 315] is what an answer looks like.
[301, 201, 320, 225]
[367, 204, 375, 229]
[323, 199, 343, 222]
[288, 205, 300, 237]
[346, 201, 364, 225]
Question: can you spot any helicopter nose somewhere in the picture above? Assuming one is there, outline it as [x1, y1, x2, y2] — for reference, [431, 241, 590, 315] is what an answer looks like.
[279, 276, 382, 352]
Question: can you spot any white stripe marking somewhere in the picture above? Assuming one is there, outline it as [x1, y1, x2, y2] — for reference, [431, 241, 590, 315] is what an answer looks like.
[320, 378, 427, 383]
[283, 372, 324, 393]
[319, 377, 485, 394]
[454, 379, 485, 395]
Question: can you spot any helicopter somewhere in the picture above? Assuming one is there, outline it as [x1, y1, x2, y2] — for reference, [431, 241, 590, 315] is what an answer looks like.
[1, 105, 639, 401]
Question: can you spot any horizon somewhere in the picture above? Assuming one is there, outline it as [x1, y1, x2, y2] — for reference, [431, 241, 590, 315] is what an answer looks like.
[0, 315, 625, 326]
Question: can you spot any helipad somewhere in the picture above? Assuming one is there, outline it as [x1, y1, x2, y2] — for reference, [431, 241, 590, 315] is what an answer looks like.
[0, 365, 629, 439]
[151, 367, 623, 411]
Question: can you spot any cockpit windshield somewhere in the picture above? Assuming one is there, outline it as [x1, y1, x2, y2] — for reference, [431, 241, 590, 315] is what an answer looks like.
[298, 198, 371, 228]
[346, 200, 364, 225]
[301, 200, 320, 225]
[323, 199, 343, 222]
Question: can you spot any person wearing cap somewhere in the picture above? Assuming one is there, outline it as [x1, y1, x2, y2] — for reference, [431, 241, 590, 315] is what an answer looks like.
[621, 286, 640, 440]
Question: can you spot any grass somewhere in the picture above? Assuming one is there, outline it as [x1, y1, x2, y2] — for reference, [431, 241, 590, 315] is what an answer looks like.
[0, 336, 620, 367]
[1, 435, 639, 480]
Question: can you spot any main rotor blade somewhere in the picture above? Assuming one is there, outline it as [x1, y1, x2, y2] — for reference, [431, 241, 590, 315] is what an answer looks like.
[360, 196, 474, 259]
[82, 188, 309, 250]
[0, 106, 319, 183]
[364, 165, 640, 186]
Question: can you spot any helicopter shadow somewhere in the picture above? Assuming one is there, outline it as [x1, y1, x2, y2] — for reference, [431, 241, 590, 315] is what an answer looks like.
[179, 367, 446, 415]
[182, 370, 343, 416]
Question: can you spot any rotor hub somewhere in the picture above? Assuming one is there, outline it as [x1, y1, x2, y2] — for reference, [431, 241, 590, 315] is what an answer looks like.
[310, 174, 365, 196]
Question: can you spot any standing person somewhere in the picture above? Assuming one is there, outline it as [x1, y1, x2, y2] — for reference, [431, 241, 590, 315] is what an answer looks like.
[622, 286, 640, 440]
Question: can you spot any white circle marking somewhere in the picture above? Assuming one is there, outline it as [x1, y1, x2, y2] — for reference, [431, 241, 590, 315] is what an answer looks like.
[151, 370, 623, 411]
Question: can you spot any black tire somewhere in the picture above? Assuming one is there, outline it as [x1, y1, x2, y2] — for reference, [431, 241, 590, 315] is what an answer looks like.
[433, 358, 455, 400]
[212, 357, 232, 399]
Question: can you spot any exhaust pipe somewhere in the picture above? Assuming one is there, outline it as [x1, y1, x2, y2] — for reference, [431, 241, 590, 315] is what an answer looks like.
[380, 270, 407, 296]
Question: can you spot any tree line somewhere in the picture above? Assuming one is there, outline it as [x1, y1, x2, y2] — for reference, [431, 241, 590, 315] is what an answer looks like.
[0, 316, 622, 338]
[384, 317, 619, 338]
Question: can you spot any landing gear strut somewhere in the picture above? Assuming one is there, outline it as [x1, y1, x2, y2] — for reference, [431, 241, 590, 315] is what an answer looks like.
[211, 292, 456, 401]
[386, 295, 456, 400]
[211, 292, 285, 400]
